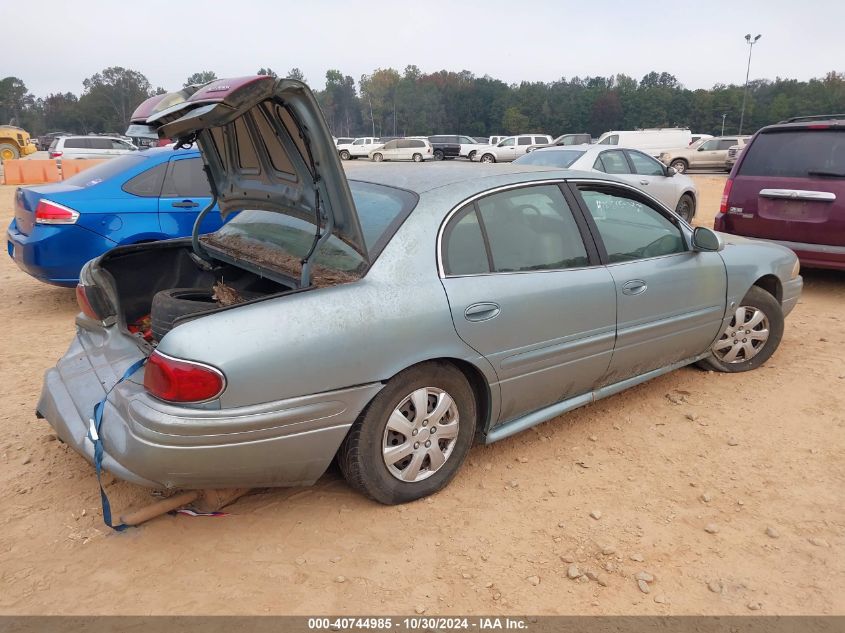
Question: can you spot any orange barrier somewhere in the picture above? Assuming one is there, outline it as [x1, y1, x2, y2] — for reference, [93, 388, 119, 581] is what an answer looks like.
[59, 159, 107, 180]
[2, 159, 61, 185]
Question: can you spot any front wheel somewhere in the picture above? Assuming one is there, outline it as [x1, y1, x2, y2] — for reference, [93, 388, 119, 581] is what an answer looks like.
[480, 153, 495, 163]
[337, 362, 477, 504]
[372, 153, 383, 162]
[433, 149, 444, 161]
[675, 193, 695, 223]
[670, 159, 688, 174]
[0, 143, 20, 162]
[699, 286, 784, 373]
[412, 153, 423, 162]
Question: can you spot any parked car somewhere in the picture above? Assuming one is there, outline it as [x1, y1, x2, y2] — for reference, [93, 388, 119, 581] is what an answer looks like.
[48, 135, 138, 160]
[473, 134, 554, 163]
[425, 135, 462, 160]
[7, 148, 229, 286]
[35, 131, 73, 151]
[714, 114, 845, 270]
[337, 137, 381, 160]
[369, 138, 433, 162]
[596, 128, 692, 157]
[38, 76, 801, 507]
[725, 144, 745, 171]
[0, 125, 38, 161]
[659, 136, 750, 174]
[526, 133, 592, 153]
[515, 145, 698, 222]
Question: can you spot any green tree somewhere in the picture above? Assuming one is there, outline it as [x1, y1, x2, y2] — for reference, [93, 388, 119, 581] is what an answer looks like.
[286, 68, 306, 82]
[184, 71, 218, 87]
[0, 77, 33, 126]
[80, 67, 153, 132]
[257, 68, 278, 78]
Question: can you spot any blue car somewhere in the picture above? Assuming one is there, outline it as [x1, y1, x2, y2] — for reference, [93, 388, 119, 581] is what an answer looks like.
[7, 147, 228, 287]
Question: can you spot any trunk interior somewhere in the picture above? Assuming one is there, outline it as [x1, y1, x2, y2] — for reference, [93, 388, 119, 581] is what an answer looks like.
[97, 242, 294, 341]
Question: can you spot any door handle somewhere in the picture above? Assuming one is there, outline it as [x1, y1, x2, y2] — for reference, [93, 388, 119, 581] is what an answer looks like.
[464, 302, 501, 322]
[622, 279, 647, 295]
[172, 200, 199, 208]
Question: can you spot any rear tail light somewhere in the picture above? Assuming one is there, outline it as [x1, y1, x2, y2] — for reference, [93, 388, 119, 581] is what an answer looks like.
[75, 284, 100, 320]
[49, 151, 62, 158]
[35, 199, 78, 224]
[719, 178, 734, 214]
[144, 351, 226, 403]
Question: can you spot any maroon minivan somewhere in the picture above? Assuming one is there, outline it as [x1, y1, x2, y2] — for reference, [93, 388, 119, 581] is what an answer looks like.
[714, 115, 845, 270]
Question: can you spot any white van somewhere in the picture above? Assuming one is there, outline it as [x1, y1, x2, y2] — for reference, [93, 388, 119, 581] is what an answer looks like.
[368, 138, 433, 162]
[596, 128, 691, 157]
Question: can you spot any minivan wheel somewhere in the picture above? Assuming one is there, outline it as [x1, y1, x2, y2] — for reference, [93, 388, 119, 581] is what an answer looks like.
[339, 149, 351, 160]
[412, 153, 423, 163]
[670, 159, 688, 174]
[337, 362, 476, 504]
[372, 153, 383, 162]
[675, 194, 695, 223]
[699, 286, 784, 373]
[480, 153, 495, 163]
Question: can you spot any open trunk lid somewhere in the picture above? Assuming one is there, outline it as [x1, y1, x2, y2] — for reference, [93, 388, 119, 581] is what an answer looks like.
[137, 75, 368, 263]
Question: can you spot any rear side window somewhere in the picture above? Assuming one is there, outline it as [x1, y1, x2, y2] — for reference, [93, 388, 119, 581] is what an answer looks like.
[443, 185, 589, 275]
[717, 139, 737, 150]
[123, 162, 166, 197]
[88, 138, 112, 150]
[517, 137, 532, 146]
[738, 130, 845, 178]
[162, 158, 212, 198]
[411, 140, 425, 148]
[64, 138, 88, 149]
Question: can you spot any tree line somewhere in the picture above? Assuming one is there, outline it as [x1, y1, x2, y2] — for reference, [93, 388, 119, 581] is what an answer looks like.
[2, 65, 843, 140]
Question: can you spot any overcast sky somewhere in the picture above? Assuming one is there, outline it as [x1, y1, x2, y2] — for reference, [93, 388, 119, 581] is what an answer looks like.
[4, 0, 844, 98]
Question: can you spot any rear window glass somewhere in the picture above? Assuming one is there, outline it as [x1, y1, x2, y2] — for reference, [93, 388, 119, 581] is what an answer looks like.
[514, 149, 584, 168]
[739, 130, 845, 178]
[63, 153, 149, 188]
[205, 180, 417, 275]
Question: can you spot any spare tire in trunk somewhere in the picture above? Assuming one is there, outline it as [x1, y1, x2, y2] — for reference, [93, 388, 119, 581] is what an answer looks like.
[151, 287, 260, 340]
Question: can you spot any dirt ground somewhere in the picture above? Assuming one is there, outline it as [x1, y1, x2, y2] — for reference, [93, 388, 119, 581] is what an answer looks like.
[0, 175, 842, 616]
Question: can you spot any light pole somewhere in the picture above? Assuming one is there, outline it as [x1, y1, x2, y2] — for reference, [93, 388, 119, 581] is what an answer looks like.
[738, 33, 761, 135]
[721, 113, 727, 136]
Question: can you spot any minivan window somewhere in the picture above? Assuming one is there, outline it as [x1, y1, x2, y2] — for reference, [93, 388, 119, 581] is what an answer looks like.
[64, 138, 87, 149]
[739, 130, 845, 178]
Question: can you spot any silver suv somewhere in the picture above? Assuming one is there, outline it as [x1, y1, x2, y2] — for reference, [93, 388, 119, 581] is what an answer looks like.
[474, 134, 553, 163]
[659, 136, 749, 173]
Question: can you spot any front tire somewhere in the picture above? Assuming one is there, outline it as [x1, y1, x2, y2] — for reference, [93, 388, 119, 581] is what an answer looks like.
[0, 143, 20, 162]
[433, 149, 444, 161]
[480, 153, 495, 163]
[675, 193, 695, 223]
[699, 286, 784, 373]
[338, 362, 477, 504]
[670, 159, 688, 174]
[372, 153, 383, 162]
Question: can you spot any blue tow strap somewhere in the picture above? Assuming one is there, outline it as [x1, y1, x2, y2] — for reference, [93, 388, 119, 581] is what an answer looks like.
[88, 357, 147, 532]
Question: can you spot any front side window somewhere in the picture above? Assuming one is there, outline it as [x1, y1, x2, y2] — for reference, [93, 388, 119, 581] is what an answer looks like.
[627, 150, 665, 176]
[699, 139, 719, 151]
[353, 139, 364, 145]
[384, 140, 399, 150]
[443, 184, 589, 275]
[162, 158, 212, 198]
[499, 138, 515, 147]
[579, 186, 686, 263]
[594, 150, 630, 174]
[89, 138, 113, 150]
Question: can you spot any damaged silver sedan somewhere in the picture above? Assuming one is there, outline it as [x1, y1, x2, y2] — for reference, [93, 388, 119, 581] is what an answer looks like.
[38, 76, 802, 505]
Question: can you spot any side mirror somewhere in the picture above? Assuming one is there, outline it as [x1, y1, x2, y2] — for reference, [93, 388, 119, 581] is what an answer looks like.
[692, 226, 724, 251]
[666, 166, 677, 177]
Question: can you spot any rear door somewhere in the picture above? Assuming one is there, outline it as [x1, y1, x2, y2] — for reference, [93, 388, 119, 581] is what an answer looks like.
[158, 155, 222, 236]
[726, 127, 845, 247]
[574, 181, 726, 385]
[440, 182, 616, 424]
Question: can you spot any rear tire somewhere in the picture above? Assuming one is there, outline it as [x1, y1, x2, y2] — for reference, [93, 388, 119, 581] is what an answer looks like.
[699, 286, 784, 373]
[412, 153, 423, 162]
[670, 159, 688, 174]
[372, 153, 383, 162]
[0, 143, 20, 162]
[338, 362, 476, 504]
[468, 150, 477, 161]
[675, 193, 695, 223]
[433, 149, 444, 161]
[480, 153, 495, 163]
[339, 149, 350, 160]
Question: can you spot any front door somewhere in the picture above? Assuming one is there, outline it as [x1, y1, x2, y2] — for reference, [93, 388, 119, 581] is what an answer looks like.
[158, 155, 223, 236]
[624, 149, 680, 210]
[693, 138, 723, 169]
[496, 137, 518, 161]
[574, 182, 727, 385]
[440, 183, 617, 424]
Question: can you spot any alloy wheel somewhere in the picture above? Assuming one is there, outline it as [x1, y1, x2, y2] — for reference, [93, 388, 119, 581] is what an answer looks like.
[382, 387, 460, 482]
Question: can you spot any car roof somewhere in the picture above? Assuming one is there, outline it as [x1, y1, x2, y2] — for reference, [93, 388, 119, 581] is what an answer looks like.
[345, 162, 616, 194]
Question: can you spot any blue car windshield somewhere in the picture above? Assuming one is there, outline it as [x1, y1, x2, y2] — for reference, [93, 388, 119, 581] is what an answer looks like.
[203, 180, 417, 277]
[515, 149, 585, 168]
[62, 153, 150, 188]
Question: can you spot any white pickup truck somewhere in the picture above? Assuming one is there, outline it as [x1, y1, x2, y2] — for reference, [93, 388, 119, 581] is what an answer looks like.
[337, 137, 383, 160]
